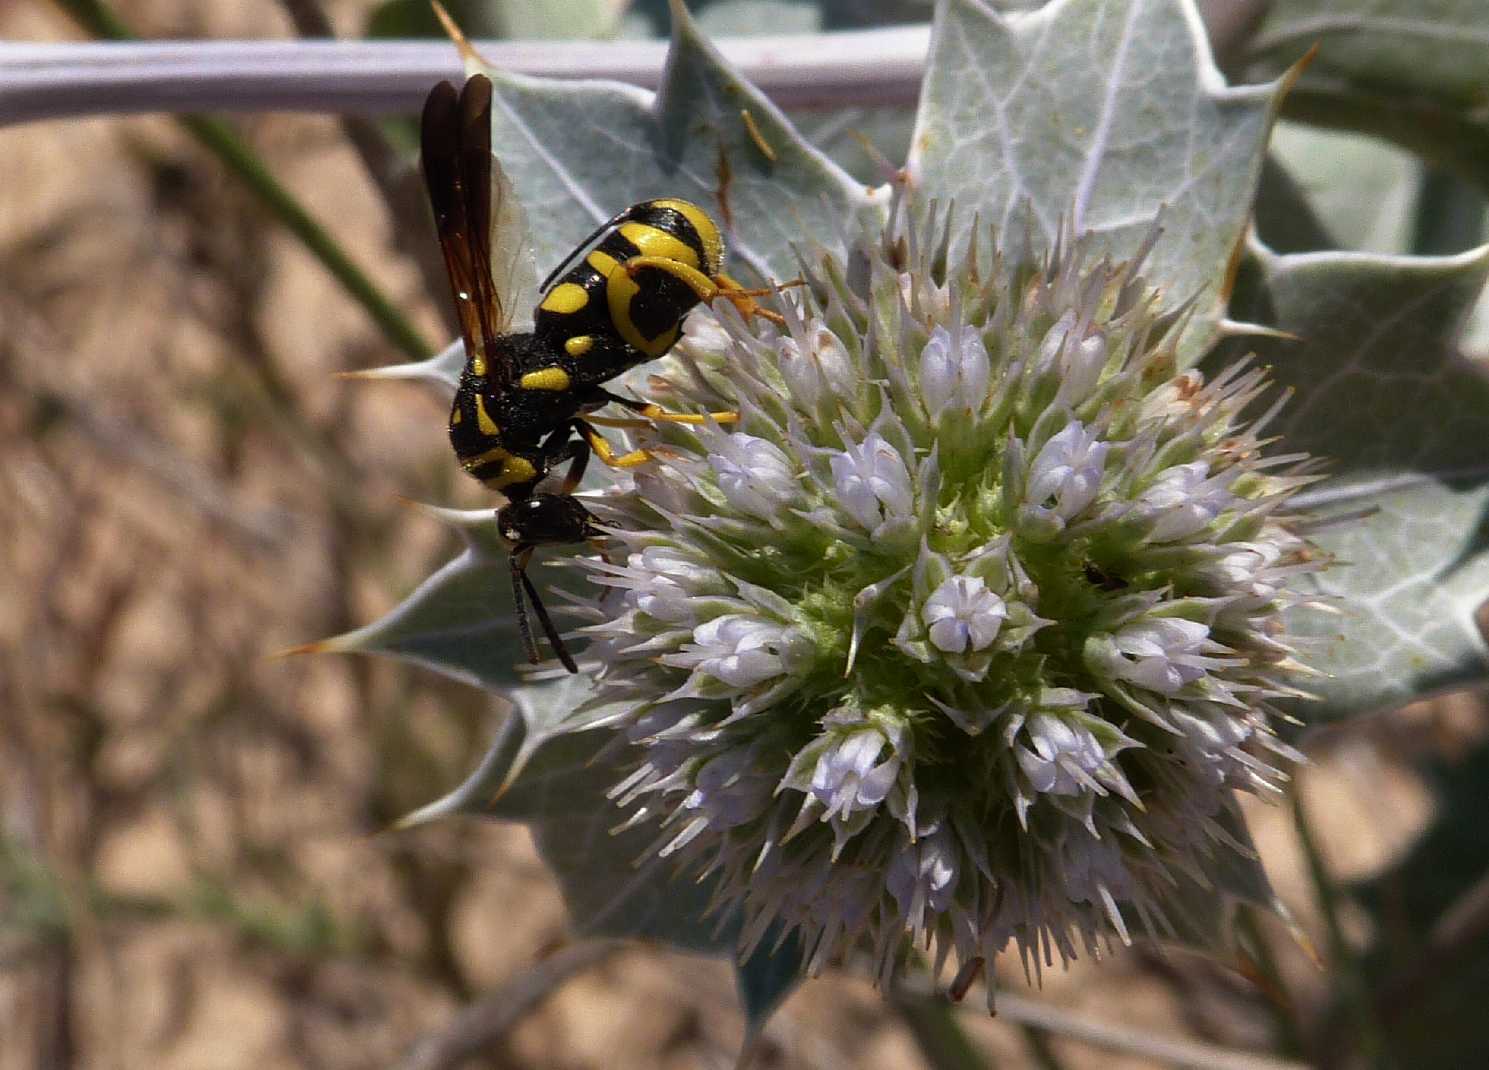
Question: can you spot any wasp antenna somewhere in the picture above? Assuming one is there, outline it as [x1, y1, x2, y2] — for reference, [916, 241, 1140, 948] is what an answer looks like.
[518, 566, 579, 674]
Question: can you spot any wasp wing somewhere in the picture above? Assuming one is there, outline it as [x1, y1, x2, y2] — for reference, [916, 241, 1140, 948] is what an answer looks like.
[420, 75, 515, 385]
[488, 152, 540, 332]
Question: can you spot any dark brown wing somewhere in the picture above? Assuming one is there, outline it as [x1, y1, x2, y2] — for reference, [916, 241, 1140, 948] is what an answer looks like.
[421, 75, 512, 384]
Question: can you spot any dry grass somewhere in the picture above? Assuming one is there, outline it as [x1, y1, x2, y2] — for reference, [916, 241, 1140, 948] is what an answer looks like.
[4, 2, 1487, 1067]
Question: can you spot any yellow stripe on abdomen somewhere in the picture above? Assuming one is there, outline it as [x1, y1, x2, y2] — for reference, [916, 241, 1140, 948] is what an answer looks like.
[475, 394, 500, 436]
[539, 282, 589, 315]
[519, 366, 571, 392]
[618, 221, 698, 269]
[649, 199, 724, 275]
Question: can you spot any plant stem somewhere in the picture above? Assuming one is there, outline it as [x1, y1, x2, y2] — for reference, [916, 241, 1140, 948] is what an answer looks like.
[1290, 784, 1385, 1067]
[1233, 906, 1307, 1058]
[888, 987, 992, 1070]
[51, 0, 435, 361]
[0, 31, 931, 125]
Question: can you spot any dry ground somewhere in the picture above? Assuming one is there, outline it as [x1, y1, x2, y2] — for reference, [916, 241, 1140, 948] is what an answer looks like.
[4, 2, 1487, 1068]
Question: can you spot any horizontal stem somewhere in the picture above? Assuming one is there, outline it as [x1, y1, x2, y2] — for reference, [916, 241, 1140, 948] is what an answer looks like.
[2, 28, 930, 127]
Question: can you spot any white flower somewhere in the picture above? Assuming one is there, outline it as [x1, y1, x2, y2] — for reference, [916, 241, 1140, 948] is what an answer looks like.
[1016, 713, 1107, 795]
[810, 725, 902, 820]
[1108, 617, 1214, 694]
[1023, 421, 1108, 525]
[831, 432, 915, 535]
[623, 547, 723, 623]
[887, 825, 960, 918]
[777, 320, 855, 408]
[919, 325, 991, 416]
[708, 432, 797, 520]
[674, 614, 796, 689]
[923, 575, 1007, 653]
[1139, 461, 1235, 542]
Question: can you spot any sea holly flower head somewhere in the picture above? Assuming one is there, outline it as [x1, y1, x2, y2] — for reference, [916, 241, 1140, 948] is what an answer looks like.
[568, 184, 1331, 993]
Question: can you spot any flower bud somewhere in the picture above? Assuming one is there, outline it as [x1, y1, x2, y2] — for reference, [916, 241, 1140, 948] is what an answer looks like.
[831, 432, 915, 536]
[919, 325, 991, 416]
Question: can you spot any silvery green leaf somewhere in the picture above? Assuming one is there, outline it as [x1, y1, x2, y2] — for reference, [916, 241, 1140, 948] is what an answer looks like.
[795, 105, 917, 185]
[1239, 2, 1489, 196]
[1229, 241, 1489, 720]
[469, 0, 884, 284]
[697, 0, 822, 36]
[1252, 154, 1336, 255]
[908, 0, 1283, 360]
[1244, 0, 1489, 105]
[398, 674, 625, 827]
[499, 0, 627, 39]
[1269, 122, 1420, 254]
[308, 505, 587, 694]
[406, 674, 737, 950]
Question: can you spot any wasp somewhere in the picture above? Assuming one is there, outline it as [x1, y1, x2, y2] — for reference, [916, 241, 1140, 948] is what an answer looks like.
[421, 75, 771, 673]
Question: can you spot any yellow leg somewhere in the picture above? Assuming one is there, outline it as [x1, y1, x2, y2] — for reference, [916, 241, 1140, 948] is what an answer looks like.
[585, 415, 652, 429]
[627, 403, 738, 426]
[620, 256, 799, 326]
[595, 396, 739, 426]
[581, 423, 652, 468]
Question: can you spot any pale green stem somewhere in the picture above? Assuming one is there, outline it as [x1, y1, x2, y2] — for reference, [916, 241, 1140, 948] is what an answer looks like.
[2, 28, 930, 126]
[888, 987, 993, 1070]
[1290, 785, 1385, 1066]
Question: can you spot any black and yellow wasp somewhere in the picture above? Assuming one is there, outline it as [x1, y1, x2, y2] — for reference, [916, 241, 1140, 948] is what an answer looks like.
[421, 74, 770, 673]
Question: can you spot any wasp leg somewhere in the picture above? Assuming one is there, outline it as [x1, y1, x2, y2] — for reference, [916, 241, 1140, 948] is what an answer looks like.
[597, 390, 738, 426]
[510, 544, 578, 673]
[519, 569, 578, 673]
[584, 414, 652, 430]
[537, 426, 592, 495]
[556, 438, 591, 495]
[577, 419, 652, 469]
[509, 546, 542, 665]
[620, 256, 797, 326]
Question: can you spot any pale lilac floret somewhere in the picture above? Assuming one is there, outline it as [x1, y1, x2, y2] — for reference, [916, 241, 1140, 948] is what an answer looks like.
[1025, 422, 1108, 522]
[922, 575, 1007, 653]
[810, 726, 901, 819]
[919, 325, 991, 415]
[1110, 617, 1213, 694]
[887, 825, 960, 917]
[1015, 713, 1107, 795]
[1140, 461, 1235, 542]
[709, 432, 797, 520]
[624, 548, 720, 623]
[831, 432, 914, 533]
[680, 748, 774, 831]
[688, 614, 791, 688]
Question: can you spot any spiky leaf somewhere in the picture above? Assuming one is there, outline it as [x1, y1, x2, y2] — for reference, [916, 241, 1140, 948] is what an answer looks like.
[1226, 242, 1489, 719]
[468, 0, 883, 284]
[908, 0, 1282, 359]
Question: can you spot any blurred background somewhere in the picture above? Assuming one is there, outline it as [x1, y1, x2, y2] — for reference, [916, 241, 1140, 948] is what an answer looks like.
[4, 1, 1489, 1068]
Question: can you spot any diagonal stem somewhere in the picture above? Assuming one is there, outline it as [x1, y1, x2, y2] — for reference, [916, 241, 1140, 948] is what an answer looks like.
[49, 0, 435, 361]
